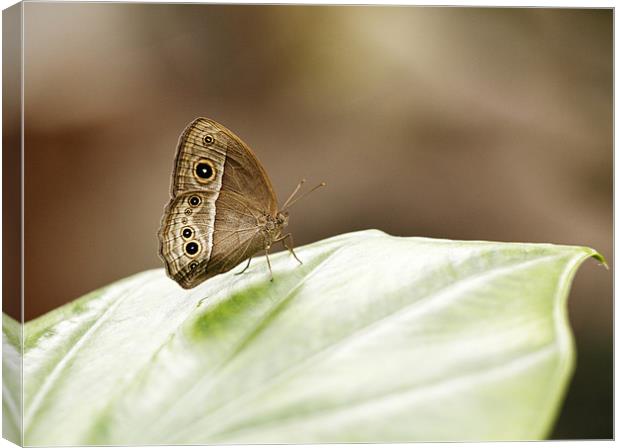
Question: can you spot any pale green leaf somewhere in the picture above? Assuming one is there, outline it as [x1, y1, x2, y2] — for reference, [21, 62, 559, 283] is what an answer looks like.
[3, 314, 22, 445]
[12, 230, 602, 444]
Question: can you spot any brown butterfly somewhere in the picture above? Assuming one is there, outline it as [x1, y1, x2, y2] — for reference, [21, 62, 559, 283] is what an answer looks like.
[158, 117, 325, 289]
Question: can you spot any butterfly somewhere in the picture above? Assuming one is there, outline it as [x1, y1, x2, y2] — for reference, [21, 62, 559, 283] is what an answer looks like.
[158, 117, 325, 289]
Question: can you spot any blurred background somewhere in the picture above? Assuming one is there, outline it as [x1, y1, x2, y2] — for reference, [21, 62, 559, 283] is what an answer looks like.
[18, 4, 611, 439]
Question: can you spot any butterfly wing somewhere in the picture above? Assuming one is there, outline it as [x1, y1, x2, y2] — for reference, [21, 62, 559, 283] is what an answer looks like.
[172, 117, 278, 214]
[207, 190, 268, 277]
[158, 191, 216, 288]
[158, 190, 266, 288]
[159, 118, 278, 288]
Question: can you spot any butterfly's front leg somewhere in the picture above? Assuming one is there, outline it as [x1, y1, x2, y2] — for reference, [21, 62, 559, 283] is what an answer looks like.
[275, 233, 303, 265]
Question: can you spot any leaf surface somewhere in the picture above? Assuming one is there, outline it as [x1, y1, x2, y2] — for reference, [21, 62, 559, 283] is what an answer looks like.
[14, 230, 602, 444]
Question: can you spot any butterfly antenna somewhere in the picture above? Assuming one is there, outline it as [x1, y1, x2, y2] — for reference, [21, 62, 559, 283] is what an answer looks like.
[282, 181, 326, 211]
[282, 179, 306, 210]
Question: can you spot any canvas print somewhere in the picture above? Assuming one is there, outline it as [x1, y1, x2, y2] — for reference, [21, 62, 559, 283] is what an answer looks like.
[2, 3, 612, 445]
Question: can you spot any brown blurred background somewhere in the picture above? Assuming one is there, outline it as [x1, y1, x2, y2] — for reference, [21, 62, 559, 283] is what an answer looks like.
[18, 4, 611, 439]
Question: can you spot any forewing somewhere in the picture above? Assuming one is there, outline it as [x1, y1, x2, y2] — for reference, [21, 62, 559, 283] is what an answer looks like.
[172, 118, 278, 214]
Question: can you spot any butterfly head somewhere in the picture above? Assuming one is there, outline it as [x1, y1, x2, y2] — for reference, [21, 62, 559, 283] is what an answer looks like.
[276, 211, 289, 229]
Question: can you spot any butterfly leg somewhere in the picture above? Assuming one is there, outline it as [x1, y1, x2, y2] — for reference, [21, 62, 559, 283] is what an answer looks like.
[235, 257, 252, 275]
[264, 245, 274, 282]
[275, 233, 303, 265]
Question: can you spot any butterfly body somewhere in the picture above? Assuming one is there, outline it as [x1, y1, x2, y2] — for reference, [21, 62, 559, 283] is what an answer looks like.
[158, 117, 302, 289]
